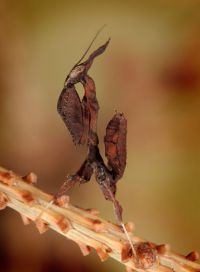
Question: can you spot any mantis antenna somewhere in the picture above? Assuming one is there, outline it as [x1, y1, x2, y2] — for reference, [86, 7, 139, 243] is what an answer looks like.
[74, 24, 107, 67]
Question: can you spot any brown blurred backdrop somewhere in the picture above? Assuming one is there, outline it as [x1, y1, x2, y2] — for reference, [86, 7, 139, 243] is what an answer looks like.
[0, 1, 200, 271]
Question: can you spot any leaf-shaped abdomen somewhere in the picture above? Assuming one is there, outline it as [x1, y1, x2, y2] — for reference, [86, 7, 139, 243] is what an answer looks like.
[104, 113, 127, 182]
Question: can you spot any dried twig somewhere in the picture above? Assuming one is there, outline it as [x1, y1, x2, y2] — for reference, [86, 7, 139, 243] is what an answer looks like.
[0, 166, 199, 272]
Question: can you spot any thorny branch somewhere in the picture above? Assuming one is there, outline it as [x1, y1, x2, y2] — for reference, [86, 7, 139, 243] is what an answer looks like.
[0, 166, 200, 272]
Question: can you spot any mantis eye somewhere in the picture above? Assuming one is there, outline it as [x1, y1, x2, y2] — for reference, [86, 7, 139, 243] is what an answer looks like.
[70, 65, 85, 79]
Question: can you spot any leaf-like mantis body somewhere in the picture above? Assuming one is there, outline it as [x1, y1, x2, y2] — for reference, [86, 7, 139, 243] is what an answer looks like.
[57, 85, 85, 145]
[55, 37, 136, 256]
[104, 113, 127, 182]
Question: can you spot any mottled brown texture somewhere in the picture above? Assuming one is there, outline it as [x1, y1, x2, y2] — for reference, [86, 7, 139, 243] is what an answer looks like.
[82, 75, 99, 145]
[135, 242, 157, 269]
[57, 39, 110, 146]
[57, 85, 84, 145]
[104, 113, 127, 181]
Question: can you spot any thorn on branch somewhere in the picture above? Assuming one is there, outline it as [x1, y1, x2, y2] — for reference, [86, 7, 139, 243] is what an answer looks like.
[20, 214, 32, 225]
[186, 251, 199, 262]
[121, 243, 133, 262]
[75, 241, 91, 256]
[17, 189, 35, 204]
[0, 170, 15, 185]
[35, 218, 49, 234]
[156, 244, 170, 255]
[56, 217, 71, 232]
[0, 192, 9, 210]
[90, 218, 105, 232]
[22, 172, 37, 184]
[55, 195, 70, 208]
[96, 247, 110, 262]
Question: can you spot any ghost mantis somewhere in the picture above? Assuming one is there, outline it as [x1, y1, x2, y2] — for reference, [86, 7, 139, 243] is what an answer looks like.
[56, 30, 136, 257]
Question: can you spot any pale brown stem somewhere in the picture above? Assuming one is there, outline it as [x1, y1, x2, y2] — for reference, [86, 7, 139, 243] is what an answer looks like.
[0, 166, 199, 272]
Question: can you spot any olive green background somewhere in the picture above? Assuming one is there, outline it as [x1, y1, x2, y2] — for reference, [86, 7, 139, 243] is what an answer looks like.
[0, 1, 200, 271]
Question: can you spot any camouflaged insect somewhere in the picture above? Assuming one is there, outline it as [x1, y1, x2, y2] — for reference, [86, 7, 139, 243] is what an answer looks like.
[57, 38, 127, 224]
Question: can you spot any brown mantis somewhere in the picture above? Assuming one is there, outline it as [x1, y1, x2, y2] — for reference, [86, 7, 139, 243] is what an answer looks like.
[56, 32, 136, 257]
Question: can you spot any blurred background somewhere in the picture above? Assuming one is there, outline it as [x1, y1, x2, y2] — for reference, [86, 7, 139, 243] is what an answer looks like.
[0, 0, 200, 271]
